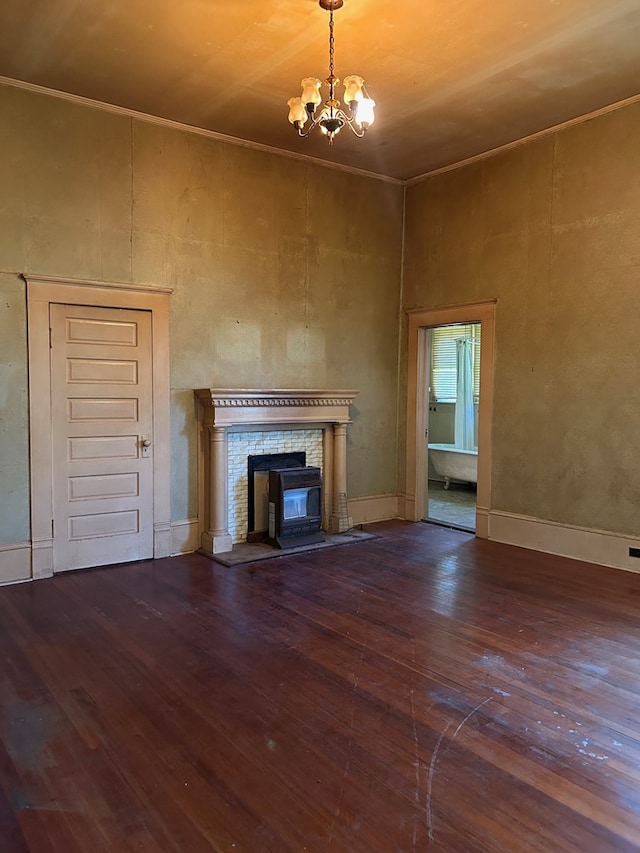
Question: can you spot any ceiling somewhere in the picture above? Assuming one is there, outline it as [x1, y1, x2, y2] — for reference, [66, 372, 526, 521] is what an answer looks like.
[1, 0, 640, 181]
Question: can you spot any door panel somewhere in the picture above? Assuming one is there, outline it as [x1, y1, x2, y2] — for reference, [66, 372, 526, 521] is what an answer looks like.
[66, 317, 138, 345]
[50, 304, 154, 571]
[68, 398, 139, 422]
[68, 509, 140, 540]
[67, 358, 138, 384]
[67, 435, 140, 460]
[68, 473, 140, 502]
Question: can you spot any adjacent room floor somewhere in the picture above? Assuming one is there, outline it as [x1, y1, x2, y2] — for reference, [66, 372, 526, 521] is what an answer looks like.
[1, 520, 639, 851]
[427, 479, 477, 531]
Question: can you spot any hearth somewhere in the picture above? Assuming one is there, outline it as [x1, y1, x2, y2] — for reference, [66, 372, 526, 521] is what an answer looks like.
[268, 467, 324, 549]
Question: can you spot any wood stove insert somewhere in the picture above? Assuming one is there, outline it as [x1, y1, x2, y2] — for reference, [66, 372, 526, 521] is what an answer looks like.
[247, 451, 306, 541]
[268, 466, 324, 549]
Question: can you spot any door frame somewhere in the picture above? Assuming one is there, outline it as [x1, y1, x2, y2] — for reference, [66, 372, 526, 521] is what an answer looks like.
[405, 300, 496, 538]
[25, 274, 172, 579]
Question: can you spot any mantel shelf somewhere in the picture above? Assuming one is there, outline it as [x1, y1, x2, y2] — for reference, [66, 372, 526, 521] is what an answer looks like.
[195, 388, 358, 428]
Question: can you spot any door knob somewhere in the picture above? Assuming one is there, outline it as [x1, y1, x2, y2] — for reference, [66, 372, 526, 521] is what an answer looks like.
[142, 439, 151, 447]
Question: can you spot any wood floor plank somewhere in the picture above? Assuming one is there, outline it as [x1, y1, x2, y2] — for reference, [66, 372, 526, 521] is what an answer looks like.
[1, 520, 640, 850]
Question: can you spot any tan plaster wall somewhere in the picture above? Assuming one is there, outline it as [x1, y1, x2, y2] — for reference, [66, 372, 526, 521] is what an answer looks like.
[0, 85, 403, 544]
[403, 101, 640, 536]
[0, 273, 30, 542]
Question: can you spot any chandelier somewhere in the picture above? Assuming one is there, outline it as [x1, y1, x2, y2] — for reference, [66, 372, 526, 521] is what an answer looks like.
[286, 0, 375, 145]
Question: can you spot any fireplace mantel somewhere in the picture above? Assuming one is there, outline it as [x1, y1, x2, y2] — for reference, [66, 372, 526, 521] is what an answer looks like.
[195, 389, 359, 556]
[194, 389, 358, 428]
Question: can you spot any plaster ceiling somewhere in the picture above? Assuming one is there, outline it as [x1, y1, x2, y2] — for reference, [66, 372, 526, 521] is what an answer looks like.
[1, 0, 640, 181]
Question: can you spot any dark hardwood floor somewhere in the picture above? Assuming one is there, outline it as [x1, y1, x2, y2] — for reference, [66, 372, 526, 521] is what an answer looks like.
[1, 520, 640, 852]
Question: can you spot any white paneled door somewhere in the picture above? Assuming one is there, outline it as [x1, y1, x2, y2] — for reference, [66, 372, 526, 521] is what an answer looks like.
[50, 304, 154, 571]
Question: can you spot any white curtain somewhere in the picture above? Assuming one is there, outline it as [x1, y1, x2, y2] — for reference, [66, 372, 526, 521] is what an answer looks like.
[454, 338, 474, 450]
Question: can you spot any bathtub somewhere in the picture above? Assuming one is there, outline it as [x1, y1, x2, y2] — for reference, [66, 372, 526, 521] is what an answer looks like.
[428, 443, 477, 489]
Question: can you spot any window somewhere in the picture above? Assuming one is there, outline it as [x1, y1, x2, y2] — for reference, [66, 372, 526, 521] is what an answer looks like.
[430, 323, 481, 403]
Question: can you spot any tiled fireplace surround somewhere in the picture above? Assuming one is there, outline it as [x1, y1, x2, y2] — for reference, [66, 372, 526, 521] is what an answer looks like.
[195, 389, 358, 556]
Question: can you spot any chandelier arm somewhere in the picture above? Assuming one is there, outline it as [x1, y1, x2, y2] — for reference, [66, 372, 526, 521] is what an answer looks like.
[304, 108, 367, 139]
[333, 107, 356, 124]
[344, 121, 366, 138]
[295, 115, 324, 138]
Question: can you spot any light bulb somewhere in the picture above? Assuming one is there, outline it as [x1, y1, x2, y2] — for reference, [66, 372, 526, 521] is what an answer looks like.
[343, 75, 364, 105]
[287, 97, 307, 126]
[355, 97, 375, 127]
[300, 77, 322, 107]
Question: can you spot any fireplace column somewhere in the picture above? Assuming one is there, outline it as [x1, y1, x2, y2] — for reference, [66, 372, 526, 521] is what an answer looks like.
[329, 421, 354, 533]
[201, 426, 233, 555]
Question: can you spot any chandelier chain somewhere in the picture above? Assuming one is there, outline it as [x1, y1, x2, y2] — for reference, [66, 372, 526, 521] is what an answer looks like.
[328, 9, 335, 101]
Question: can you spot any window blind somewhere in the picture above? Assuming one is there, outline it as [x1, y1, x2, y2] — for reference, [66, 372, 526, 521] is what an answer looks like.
[430, 324, 481, 403]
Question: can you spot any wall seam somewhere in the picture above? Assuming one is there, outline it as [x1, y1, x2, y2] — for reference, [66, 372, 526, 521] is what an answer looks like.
[129, 117, 134, 282]
[395, 184, 407, 499]
[546, 132, 558, 342]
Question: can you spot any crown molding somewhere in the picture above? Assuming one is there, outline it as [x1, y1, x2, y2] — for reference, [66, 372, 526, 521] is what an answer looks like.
[405, 90, 640, 186]
[3, 74, 638, 188]
[0, 75, 401, 186]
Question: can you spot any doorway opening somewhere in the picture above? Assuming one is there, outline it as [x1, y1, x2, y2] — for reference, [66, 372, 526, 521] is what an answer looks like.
[425, 323, 481, 532]
[404, 301, 495, 540]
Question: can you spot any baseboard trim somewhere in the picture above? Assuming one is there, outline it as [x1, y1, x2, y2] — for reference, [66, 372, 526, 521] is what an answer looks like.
[153, 521, 173, 558]
[476, 505, 489, 539]
[348, 494, 399, 526]
[0, 521, 201, 587]
[4, 512, 637, 584]
[31, 537, 53, 580]
[170, 519, 200, 555]
[0, 542, 32, 585]
[489, 510, 640, 573]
